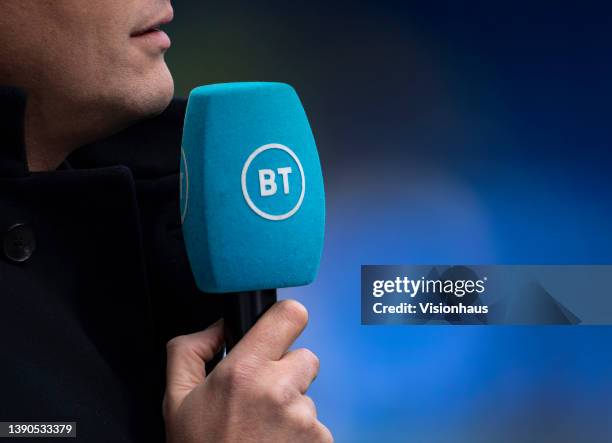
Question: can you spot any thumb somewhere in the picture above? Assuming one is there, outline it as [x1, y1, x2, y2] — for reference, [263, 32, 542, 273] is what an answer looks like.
[164, 319, 224, 417]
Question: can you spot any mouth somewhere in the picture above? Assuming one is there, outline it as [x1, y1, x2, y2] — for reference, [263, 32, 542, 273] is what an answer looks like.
[130, 7, 174, 50]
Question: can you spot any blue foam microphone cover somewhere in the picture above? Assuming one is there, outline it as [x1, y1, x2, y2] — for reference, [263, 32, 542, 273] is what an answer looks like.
[180, 82, 325, 293]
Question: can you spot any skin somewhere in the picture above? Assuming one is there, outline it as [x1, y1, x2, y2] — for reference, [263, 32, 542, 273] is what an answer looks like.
[0, 0, 175, 171]
[165, 301, 333, 443]
[0, 2, 331, 441]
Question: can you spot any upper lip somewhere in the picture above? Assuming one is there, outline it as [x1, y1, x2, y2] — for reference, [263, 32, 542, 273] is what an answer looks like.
[131, 6, 174, 37]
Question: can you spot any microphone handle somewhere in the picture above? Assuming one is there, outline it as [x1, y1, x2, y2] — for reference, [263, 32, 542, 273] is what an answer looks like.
[223, 289, 277, 352]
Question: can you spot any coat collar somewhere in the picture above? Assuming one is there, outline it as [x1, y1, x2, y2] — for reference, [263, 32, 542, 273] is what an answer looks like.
[0, 86, 29, 177]
[0, 85, 186, 179]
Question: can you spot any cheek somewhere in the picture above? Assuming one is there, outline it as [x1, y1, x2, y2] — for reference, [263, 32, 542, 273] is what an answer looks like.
[61, 3, 131, 66]
[45, 1, 158, 86]
[49, 2, 173, 111]
[35, 13, 120, 83]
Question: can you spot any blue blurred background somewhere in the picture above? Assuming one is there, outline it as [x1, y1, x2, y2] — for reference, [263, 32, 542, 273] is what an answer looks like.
[167, 2, 612, 442]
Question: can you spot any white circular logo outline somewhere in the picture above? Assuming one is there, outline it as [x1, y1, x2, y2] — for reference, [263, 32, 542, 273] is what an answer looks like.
[241, 143, 306, 221]
[180, 147, 189, 224]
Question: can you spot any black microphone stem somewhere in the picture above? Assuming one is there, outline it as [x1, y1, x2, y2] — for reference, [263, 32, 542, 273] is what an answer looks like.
[223, 289, 277, 353]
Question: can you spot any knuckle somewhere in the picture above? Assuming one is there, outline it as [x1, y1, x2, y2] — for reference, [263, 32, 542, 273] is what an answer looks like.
[279, 300, 309, 329]
[303, 395, 317, 415]
[166, 335, 188, 352]
[290, 407, 317, 433]
[215, 361, 250, 392]
[264, 379, 295, 408]
[299, 348, 320, 373]
[311, 422, 334, 443]
[320, 427, 334, 443]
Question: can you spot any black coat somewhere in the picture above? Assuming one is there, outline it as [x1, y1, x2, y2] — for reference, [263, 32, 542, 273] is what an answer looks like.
[0, 86, 222, 442]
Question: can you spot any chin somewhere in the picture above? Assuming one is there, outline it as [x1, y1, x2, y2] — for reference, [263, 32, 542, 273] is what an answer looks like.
[119, 63, 175, 121]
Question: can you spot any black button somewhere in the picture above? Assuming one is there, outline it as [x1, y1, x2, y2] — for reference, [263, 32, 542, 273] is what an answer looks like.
[3, 223, 36, 263]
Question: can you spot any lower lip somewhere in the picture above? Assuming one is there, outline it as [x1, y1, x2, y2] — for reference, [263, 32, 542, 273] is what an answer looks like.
[131, 29, 171, 50]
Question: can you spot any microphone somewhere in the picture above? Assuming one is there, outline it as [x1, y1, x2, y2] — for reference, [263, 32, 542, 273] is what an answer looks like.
[180, 82, 325, 352]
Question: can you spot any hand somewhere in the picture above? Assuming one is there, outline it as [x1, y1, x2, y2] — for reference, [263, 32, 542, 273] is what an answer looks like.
[163, 300, 333, 443]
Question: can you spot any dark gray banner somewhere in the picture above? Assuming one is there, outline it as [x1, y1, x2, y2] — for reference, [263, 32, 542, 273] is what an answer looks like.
[0, 422, 76, 438]
[361, 265, 612, 325]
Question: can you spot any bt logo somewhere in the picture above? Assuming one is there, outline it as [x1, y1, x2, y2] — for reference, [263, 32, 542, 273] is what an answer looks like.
[241, 143, 305, 221]
[258, 167, 293, 197]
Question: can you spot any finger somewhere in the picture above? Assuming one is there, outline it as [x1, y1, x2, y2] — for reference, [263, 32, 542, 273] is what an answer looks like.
[286, 396, 317, 429]
[230, 300, 308, 362]
[165, 319, 224, 413]
[302, 395, 317, 418]
[280, 348, 320, 394]
[287, 398, 327, 440]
